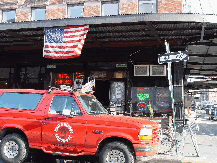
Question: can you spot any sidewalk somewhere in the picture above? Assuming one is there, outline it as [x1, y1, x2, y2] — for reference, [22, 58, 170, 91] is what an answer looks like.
[147, 112, 217, 163]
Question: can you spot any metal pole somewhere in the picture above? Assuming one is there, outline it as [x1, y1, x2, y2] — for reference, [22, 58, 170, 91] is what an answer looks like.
[165, 40, 177, 154]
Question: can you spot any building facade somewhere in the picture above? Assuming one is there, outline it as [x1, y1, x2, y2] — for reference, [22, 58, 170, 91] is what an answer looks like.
[0, 0, 214, 118]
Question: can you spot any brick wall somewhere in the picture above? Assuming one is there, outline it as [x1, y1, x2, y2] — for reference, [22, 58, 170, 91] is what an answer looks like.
[83, 1, 101, 17]
[46, 4, 67, 20]
[63, 0, 86, 4]
[48, 0, 63, 5]
[119, 0, 137, 15]
[0, 0, 19, 10]
[16, 7, 31, 22]
[158, 0, 183, 13]
[0, 0, 185, 22]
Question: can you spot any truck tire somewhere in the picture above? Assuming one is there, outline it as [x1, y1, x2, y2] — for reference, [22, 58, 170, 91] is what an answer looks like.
[0, 133, 28, 163]
[99, 141, 135, 163]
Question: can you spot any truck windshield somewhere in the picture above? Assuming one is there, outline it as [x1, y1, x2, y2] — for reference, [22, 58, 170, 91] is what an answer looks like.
[78, 95, 108, 115]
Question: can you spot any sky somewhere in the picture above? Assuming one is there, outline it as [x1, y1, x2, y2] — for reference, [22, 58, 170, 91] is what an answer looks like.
[185, 0, 217, 14]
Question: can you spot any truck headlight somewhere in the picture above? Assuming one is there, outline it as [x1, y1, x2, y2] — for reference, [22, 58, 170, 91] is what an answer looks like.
[138, 128, 152, 140]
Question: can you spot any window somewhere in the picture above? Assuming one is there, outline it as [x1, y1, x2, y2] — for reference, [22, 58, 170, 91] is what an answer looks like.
[68, 4, 84, 18]
[102, 1, 119, 16]
[2, 10, 15, 23]
[134, 65, 149, 76]
[49, 96, 82, 116]
[78, 95, 108, 115]
[26, 66, 40, 83]
[138, 0, 157, 14]
[31, 8, 45, 21]
[150, 65, 166, 76]
[0, 93, 43, 110]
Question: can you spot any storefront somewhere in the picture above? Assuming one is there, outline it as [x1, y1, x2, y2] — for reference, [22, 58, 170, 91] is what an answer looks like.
[0, 13, 214, 119]
[35, 58, 173, 116]
[0, 47, 181, 117]
[46, 62, 128, 111]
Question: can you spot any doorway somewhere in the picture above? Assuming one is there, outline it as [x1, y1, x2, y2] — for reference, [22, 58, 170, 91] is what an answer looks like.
[93, 79, 110, 108]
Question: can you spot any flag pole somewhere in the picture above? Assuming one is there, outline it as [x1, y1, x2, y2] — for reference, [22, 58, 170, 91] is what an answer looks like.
[165, 40, 177, 154]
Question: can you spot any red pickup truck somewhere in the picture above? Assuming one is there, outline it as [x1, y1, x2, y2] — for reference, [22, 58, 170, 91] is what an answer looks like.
[0, 89, 160, 163]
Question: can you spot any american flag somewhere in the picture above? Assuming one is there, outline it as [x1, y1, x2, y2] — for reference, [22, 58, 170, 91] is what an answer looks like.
[43, 25, 89, 59]
[81, 79, 95, 93]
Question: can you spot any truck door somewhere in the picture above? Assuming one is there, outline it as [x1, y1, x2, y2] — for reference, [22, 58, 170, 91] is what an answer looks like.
[42, 95, 86, 154]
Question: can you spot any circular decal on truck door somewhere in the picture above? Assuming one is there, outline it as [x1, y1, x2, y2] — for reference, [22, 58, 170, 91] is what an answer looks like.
[54, 122, 73, 143]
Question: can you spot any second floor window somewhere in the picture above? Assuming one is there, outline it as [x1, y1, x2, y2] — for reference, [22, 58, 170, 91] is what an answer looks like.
[68, 4, 84, 18]
[31, 8, 46, 21]
[2, 10, 15, 23]
[102, 1, 119, 16]
[139, 0, 157, 14]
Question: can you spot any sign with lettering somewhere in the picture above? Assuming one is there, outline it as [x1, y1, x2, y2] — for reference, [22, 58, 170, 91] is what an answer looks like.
[116, 64, 127, 68]
[47, 65, 56, 68]
[54, 123, 73, 143]
[158, 51, 189, 64]
[131, 87, 172, 113]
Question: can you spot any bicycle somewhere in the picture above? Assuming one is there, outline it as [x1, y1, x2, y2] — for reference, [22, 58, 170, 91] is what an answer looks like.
[158, 119, 200, 156]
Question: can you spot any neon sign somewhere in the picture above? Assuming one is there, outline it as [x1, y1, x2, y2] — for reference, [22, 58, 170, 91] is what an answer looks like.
[137, 102, 148, 111]
[137, 93, 149, 100]
[55, 73, 71, 85]
[156, 101, 169, 108]
[75, 72, 84, 79]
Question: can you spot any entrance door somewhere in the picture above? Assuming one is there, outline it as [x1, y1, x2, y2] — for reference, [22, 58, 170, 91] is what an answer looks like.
[93, 80, 110, 107]
[42, 95, 86, 154]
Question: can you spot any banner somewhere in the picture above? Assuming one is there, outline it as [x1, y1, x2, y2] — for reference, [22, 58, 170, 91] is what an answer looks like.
[43, 25, 89, 59]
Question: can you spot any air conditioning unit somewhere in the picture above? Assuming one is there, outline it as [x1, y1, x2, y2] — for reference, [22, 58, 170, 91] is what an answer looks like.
[150, 65, 166, 76]
[134, 65, 149, 76]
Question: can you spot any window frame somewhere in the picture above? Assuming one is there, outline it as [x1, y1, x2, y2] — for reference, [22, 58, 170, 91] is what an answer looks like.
[101, 1, 119, 16]
[2, 10, 16, 23]
[138, 0, 158, 14]
[49, 95, 82, 116]
[31, 7, 46, 21]
[78, 95, 108, 115]
[67, 4, 84, 18]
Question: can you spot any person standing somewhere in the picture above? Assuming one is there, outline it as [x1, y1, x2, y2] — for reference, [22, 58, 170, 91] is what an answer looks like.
[148, 101, 154, 118]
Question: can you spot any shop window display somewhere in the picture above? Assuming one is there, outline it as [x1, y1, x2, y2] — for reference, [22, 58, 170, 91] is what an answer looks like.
[131, 87, 172, 116]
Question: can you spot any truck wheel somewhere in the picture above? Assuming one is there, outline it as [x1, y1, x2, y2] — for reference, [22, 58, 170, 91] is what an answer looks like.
[99, 141, 135, 163]
[0, 133, 28, 163]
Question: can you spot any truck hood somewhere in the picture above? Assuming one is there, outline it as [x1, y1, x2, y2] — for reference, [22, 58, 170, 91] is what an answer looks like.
[87, 114, 157, 129]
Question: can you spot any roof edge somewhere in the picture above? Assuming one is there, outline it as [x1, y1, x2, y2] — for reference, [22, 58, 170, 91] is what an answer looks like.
[0, 13, 216, 31]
